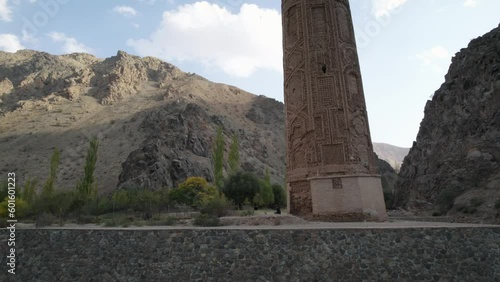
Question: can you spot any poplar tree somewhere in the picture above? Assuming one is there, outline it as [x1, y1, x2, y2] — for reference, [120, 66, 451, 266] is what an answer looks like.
[228, 134, 240, 175]
[212, 127, 225, 192]
[76, 137, 99, 198]
[42, 148, 60, 196]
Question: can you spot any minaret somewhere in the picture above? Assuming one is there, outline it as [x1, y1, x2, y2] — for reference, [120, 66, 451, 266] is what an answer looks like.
[282, 0, 387, 221]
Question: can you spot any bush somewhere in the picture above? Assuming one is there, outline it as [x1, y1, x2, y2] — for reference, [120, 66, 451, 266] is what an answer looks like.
[272, 184, 286, 208]
[0, 197, 29, 218]
[200, 194, 230, 217]
[169, 177, 216, 209]
[495, 199, 500, 209]
[193, 214, 220, 227]
[222, 172, 260, 209]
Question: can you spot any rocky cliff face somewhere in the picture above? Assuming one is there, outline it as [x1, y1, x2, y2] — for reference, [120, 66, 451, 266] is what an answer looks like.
[0, 49, 400, 194]
[0, 50, 285, 191]
[394, 24, 500, 220]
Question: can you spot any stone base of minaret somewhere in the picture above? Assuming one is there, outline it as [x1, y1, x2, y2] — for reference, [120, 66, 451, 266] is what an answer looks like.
[287, 175, 388, 222]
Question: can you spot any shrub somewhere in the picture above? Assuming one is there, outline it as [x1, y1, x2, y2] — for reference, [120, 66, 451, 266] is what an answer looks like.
[222, 172, 260, 209]
[495, 199, 500, 209]
[200, 194, 230, 217]
[0, 197, 29, 218]
[193, 214, 220, 227]
[272, 184, 286, 208]
[169, 177, 216, 209]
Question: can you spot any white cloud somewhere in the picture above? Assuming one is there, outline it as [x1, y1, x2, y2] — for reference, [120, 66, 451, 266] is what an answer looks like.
[127, 1, 282, 78]
[0, 34, 24, 52]
[0, 0, 13, 22]
[113, 5, 137, 17]
[372, 0, 408, 18]
[416, 45, 450, 72]
[48, 32, 93, 54]
[463, 0, 477, 8]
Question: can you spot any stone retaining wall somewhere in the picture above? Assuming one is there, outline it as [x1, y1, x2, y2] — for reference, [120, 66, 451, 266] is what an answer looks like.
[1, 227, 499, 281]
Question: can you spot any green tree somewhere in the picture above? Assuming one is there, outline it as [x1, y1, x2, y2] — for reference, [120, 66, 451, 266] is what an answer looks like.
[259, 169, 274, 207]
[222, 172, 260, 210]
[169, 177, 216, 209]
[272, 184, 286, 208]
[228, 134, 240, 175]
[212, 126, 225, 192]
[22, 177, 37, 205]
[76, 137, 99, 199]
[42, 148, 60, 197]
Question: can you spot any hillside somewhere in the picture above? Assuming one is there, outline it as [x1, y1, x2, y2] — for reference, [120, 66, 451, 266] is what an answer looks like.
[0, 50, 285, 192]
[372, 142, 409, 169]
[0, 49, 404, 197]
[394, 24, 500, 222]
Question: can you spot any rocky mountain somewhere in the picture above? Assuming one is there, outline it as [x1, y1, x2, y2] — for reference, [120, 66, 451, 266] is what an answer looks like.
[0, 50, 285, 192]
[0, 49, 402, 198]
[394, 24, 500, 221]
[372, 142, 409, 169]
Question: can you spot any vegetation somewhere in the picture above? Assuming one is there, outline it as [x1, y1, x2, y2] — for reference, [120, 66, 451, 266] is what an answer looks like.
[259, 169, 274, 208]
[222, 172, 260, 209]
[168, 177, 217, 209]
[42, 148, 60, 197]
[76, 137, 99, 198]
[272, 184, 286, 208]
[200, 193, 230, 217]
[228, 134, 240, 175]
[495, 199, 500, 209]
[0, 127, 289, 228]
[193, 214, 220, 227]
[212, 126, 225, 192]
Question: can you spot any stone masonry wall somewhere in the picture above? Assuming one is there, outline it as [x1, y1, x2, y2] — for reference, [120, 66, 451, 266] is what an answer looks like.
[1, 227, 499, 281]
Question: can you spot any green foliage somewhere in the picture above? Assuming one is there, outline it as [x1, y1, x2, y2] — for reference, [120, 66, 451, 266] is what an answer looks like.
[128, 189, 160, 219]
[193, 214, 220, 227]
[169, 177, 216, 209]
[76, 137, 99, 198]
[222, 172, 260, 209]
[22, 177, 37, 204]
[0, 179, 7, 200]
[51, 191, 76, 224]
[200, 193, 230, 217]
[112, 190, 131, 211]
[272, 184, 286, 208]
[42, 148, 60, 197]
[259, 169, 274, 207]
[212, 126, 225, 191]
[383, 190, 394, 209]
[0, 197, 28, 218]
[228, 134, 240, 175]
[495, 199, 500, 209]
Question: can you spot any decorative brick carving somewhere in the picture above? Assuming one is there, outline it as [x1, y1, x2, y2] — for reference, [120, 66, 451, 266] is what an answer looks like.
[283, 0, 382, 218]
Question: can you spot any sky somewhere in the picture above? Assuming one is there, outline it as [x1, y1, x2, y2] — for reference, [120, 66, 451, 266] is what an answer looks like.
[1, 0, 499, 148]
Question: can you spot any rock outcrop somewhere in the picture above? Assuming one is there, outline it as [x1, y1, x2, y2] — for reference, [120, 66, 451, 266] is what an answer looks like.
[394, 24, 500, 220]
[0, 50, 285, 191]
